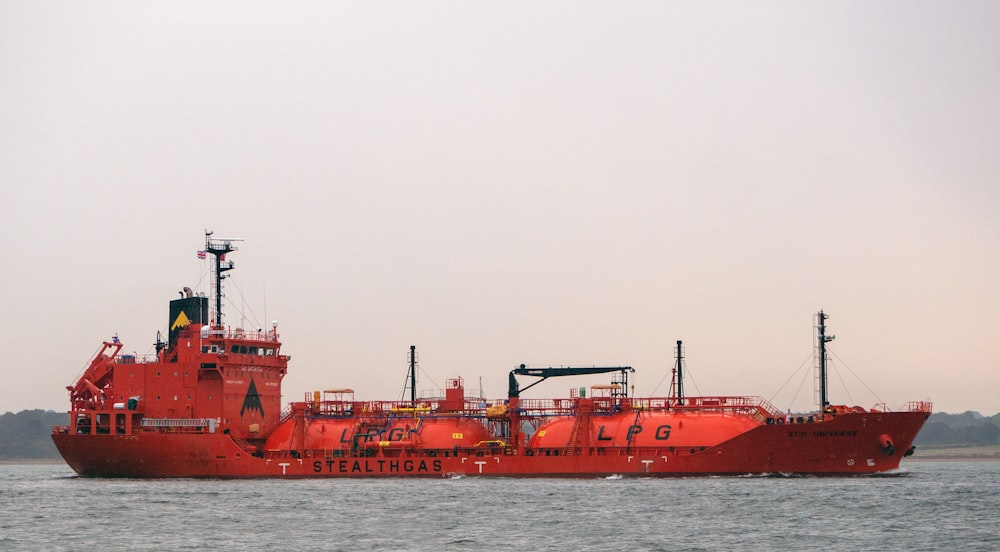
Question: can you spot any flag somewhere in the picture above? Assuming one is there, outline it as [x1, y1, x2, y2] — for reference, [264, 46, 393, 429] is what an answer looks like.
[197, 250, 207, 259]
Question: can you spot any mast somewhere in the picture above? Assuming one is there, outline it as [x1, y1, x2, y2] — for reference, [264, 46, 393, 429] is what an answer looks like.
[204, 231, 241, 328]
[406, 345, 418, 405]
[817, 310, 835, 410]
[672, 340, 685, 406]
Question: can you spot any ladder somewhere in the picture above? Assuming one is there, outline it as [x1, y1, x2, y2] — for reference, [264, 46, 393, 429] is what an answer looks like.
[563, 416, 584, 456]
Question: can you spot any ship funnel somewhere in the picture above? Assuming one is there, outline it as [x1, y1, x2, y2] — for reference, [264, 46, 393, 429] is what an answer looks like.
[168, 293, 209, 349]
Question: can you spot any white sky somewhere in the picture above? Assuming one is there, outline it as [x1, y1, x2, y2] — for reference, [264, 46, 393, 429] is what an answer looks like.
[2, 2, 998, 416]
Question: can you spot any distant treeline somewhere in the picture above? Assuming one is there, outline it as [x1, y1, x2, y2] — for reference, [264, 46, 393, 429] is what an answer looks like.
[915, 411, 1000, 448]
[0, 409, 996, 460]
[0, 410, 67, 460]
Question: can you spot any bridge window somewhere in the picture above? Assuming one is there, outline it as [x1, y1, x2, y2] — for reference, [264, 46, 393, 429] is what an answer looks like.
[76, 414, 91, 434]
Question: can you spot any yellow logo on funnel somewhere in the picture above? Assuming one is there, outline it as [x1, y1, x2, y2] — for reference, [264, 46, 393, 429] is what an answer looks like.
[171, 310, 192, 331]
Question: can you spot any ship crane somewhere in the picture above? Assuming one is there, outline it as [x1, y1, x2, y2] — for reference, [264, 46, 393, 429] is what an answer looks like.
[506, 364, 634, 457]
[508, 365, 634, 398]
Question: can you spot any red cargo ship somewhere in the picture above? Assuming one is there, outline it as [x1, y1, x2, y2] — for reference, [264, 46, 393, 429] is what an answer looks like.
[52, 233, 931, 477]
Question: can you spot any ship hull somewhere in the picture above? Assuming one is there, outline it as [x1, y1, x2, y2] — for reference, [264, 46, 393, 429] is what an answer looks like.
[51, 240, 931, 479]
[52, 410, 928, 478]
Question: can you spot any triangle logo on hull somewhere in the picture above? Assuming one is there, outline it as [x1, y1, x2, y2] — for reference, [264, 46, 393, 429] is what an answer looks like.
[241, 378, 264, 418]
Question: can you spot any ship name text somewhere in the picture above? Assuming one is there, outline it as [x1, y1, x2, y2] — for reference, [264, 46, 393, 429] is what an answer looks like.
[788, 430, 860, 438]
[313, 459, 443, 474]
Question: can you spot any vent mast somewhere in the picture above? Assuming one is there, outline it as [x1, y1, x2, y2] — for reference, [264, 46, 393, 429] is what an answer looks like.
[816, 310, 835, 410]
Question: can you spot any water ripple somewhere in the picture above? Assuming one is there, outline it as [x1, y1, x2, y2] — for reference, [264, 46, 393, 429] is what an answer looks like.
[1, 462, 998, 551]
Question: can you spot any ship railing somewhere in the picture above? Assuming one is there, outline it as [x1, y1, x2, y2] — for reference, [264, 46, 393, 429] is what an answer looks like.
[304, 400, 412, 418]
[511, 395, 784, 419]
[818, 400, 933, 418]
[309, 399, 511, 418]
[252, 406, 293, 436]
[515, 398, 579, 416]
[201, 326, 281, 343]
[261, 443, 726, 461]
[112, 352, 158, 364]
[629, 395, 783, 420]
[291, 394, 786, 421]
[900, 400, 933, 413]
[306, 395, 363, 417]
[140, 418, 217, 433]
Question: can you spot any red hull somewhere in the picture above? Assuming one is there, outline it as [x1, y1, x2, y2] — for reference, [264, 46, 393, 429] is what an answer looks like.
[53, 410, 929, 478]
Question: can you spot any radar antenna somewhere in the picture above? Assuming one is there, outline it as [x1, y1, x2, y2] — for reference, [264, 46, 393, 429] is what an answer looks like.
[204, 230, 243, 328]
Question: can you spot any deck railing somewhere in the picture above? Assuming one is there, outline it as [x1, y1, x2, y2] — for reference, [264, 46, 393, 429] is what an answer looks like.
[901, 400, 933, 413]
[140, 418, 217, 432]
[299, 394, 784, 420]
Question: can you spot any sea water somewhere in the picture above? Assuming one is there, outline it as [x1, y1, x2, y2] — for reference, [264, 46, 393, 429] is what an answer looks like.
[1, 461, 997, 551]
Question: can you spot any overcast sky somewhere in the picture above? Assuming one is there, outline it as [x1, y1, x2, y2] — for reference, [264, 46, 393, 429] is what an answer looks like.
[2, 2, 998, 416]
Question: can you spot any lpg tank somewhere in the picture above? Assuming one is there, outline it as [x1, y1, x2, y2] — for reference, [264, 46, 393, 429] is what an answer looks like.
[402, 417, 495, 449]
[528, 411, 760, 449]
[262, 417, 359, 452]
[263, 416, 496, 452]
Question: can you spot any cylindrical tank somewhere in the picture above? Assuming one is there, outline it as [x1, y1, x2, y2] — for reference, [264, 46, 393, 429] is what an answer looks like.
[528, 411, 760, 449]
[263, 418, 358, 452]
[263, 416, 495, 452]
[404, 417, 494, 449]
[307, 419, 364, 450]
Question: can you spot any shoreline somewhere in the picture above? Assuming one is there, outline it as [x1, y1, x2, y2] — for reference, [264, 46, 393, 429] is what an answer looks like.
[906, 456, 1000, 462]
[907, 445, 1000, 462]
